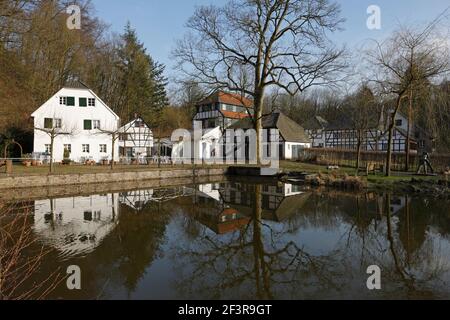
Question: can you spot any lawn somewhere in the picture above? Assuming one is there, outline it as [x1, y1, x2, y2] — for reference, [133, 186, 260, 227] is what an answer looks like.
[2, 161, 446, 184]
[1, 163, 226, 177]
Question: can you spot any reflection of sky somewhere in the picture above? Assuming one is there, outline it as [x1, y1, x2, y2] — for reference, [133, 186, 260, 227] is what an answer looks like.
[25, 184, 450, 300]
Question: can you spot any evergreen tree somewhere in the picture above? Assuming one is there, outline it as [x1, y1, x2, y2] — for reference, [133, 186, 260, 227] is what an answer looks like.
[115, 23, 168, 123]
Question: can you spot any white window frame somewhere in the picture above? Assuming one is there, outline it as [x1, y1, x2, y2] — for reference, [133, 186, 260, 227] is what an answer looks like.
[93, 120, 101, 130]
[60, 97, 67, 105]
[82, 144, 90, 153]
[45, 144, 52, 154]
[99, 144, 107, 153]
[54, 118, 62, 129]
[88, 98, 96, 107]
[64, 144, 72, 153]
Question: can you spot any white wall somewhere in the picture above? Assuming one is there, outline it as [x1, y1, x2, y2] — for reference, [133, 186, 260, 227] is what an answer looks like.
[284, 142, 311, 160]
[33, 193, 119, 255]
[32, 88, 119, 163]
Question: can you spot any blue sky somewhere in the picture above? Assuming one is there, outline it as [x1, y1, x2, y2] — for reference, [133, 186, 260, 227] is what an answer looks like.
[91, 0, 450, 76]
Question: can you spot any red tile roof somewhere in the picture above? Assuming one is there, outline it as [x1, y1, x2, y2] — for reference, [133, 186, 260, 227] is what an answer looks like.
[199, 91, 253, 108]
[221, 110, 252, 120]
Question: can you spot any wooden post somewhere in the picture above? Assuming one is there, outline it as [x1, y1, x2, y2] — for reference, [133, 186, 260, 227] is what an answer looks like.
[6, 160, 13, 174]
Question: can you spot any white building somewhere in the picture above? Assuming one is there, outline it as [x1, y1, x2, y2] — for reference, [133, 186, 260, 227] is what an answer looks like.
[31, 81, 120, 163]
[304, 110, 433, 153]
[118, 116, 154, 160]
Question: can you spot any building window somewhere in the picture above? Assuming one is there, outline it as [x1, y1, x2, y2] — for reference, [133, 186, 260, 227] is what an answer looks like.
[135, 120, 144, 128]
[45, 144, 52, 154]
[395, 119, 403, 127]
[82, 144, 90, 153]
[44, 118, 53, 129]
[54, 119, 62, 129]
[79, 98, 87, 107]
[64, 144, 72, 153]
[88, 98, 96, 107]
[84, 120, 92, 130]
[93, 120, 101, 130]
[60, 97, 67, 105]
[67, 97, 75, 106]
[99, 144, 107, 153]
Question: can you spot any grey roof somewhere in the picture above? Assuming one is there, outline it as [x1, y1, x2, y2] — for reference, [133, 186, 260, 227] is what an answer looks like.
[64, 80, 90, 90]
[302, 116, 329, 130]
[230, 111, 311, 143]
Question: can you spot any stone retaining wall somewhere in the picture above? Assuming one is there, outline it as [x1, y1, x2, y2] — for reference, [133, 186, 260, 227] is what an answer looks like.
[0, 168, 227, 191]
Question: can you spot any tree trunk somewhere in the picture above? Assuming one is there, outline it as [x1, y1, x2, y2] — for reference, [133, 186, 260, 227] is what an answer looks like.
[356, 130, 363, 176]
[386, 95, 404, 177]
[50, 135, 55, 174]
[111, 135, 115, 170]
[254, 89, 264, 166]
[405, 90, 413, 172]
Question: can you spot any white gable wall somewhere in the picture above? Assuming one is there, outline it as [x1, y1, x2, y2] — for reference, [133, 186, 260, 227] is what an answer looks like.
[32, 87, 120, 163]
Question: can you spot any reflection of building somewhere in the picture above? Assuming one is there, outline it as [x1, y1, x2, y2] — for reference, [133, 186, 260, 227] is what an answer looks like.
[185, 182, 310, 234]
[33, 194, 119, 256]
[221, 182, 310, 222]
[187, 183, 251, 235]
[119, 190, 155, 212]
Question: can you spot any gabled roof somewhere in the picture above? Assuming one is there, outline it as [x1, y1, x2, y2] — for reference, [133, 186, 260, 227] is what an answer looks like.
[303, 116, 329, 130]
[198, 91, 253, 108]
[31, 82, 120, 120]
[63, 80, 90, 90]
[119, 116, 152, 133]
[229, 111, 311, 143]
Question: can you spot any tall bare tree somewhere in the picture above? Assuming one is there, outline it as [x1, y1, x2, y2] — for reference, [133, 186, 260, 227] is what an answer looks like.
[35, 117, 75, 173]
[367, 21, 449, 176]
[173, 0, 347, 163]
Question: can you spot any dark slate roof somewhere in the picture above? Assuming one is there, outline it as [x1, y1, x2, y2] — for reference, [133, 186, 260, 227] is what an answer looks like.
[63, 80, 90, 90]
[302, 116, 329, 130]
[229, 111, 311, 143]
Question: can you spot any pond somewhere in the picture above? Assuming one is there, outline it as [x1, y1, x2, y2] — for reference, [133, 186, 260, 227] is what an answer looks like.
[1, 180, 450, 300]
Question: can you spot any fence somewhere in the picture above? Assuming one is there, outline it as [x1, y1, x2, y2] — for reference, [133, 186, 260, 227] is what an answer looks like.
[302, 148, 450, 172]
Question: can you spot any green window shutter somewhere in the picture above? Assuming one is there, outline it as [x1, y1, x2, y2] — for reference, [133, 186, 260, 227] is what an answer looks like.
[44, 118, 53, 129]
[79, 98, 87, 107]
[67, 97, 75, 106]
[84, 120, 92, 130]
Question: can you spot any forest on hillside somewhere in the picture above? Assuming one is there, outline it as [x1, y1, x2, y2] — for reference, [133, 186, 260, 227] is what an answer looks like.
[1, 0, 449, 157]
[0, 0, 196, 155]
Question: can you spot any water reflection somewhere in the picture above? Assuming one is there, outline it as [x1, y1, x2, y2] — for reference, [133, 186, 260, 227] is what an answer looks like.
[16, 181, 450, 299]
[33, 194, 119, 259]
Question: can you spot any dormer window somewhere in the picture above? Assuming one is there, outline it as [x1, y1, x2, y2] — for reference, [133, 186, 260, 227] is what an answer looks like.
[67, 97, 75, 106]
[79, 98, 87, 107]
[60, 97, 67, 105]
[88, 98, 96, 107]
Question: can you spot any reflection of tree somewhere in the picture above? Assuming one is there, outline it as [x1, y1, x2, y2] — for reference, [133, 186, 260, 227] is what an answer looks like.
[173, 187, 450, 299]
[173, 185, 344, 300]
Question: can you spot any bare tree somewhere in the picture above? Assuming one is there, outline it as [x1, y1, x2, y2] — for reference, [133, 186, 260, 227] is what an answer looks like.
[173, 0, 347, 163]
[367, 19, 450, 176]
[35, 117, 76, 173]
[96, 128, 120, 170]
[343, 84, 378, 175]
[0, 202, 62, 300]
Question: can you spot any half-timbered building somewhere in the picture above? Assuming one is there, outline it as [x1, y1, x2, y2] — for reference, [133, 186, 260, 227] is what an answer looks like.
[118, 116, 154, 159]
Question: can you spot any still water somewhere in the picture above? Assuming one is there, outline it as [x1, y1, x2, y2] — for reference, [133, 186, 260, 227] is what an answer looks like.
[3, 180, 450, 300]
